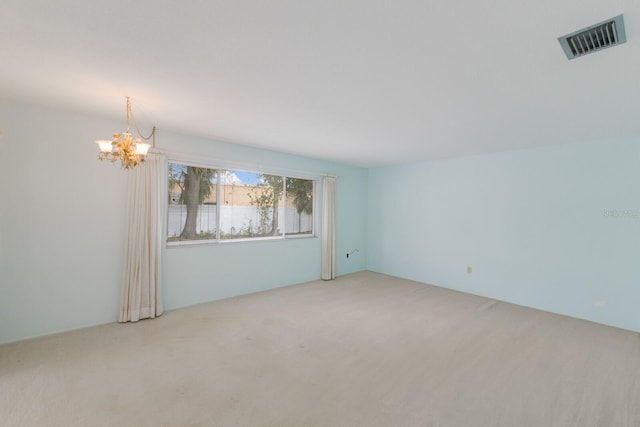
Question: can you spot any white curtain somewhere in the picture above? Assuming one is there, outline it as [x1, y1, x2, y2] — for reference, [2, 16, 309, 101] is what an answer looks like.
[120, 152, 165, 322]
[321, 176, 336, 280]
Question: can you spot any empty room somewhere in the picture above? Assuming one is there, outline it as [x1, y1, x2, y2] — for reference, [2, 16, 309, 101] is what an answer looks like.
[1, 1, 639, 426]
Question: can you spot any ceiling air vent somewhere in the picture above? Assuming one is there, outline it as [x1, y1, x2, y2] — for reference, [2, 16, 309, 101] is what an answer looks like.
[558, 14, 626, 60]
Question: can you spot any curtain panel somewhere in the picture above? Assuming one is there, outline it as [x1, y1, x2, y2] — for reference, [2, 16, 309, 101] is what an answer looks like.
[120, 152, 166, 322]
[321, 176, 336, 280]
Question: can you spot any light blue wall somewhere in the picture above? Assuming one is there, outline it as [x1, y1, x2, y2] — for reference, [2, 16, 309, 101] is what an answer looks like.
[0, 99, 367, 343]
[368, 139, 640, 331]
[0, 100, 128, 344]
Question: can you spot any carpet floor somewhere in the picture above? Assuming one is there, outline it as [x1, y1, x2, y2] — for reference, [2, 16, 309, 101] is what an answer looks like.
[1, 271, 639, 426]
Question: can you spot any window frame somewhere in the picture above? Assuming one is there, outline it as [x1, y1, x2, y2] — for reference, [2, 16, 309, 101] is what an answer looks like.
[166, 157, 318, 247]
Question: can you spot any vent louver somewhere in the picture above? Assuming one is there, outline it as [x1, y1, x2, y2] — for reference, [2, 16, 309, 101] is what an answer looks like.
[558, 15, 626, 60]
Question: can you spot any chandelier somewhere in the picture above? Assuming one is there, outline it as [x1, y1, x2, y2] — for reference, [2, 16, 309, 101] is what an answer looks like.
[95, 97, 156, 169]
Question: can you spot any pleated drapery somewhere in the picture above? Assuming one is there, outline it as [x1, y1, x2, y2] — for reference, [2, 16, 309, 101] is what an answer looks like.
[321, 176, 336, 281]
[119, 152, 165, 322]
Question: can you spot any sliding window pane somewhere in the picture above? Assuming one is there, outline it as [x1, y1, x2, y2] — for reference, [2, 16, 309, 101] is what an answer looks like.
[167, 163, 217, 242]
[219, 171, 284, 239]
[285, 178, 314, 236]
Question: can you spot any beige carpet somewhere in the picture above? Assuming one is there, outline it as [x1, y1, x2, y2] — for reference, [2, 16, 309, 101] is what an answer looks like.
[1, 271, 639, 427]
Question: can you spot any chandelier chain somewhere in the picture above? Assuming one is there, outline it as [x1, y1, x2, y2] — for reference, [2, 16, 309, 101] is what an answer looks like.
[126, 96, 156, 143]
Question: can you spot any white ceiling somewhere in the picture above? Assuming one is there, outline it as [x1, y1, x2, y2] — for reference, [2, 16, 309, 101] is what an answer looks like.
[2, 1, 639, 167]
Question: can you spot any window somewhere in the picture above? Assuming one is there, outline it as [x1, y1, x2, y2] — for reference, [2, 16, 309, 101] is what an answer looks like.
[167, 162, 315, 244]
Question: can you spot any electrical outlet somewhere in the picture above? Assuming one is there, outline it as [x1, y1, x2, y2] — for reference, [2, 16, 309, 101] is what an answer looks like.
[466, 266, 472, 274]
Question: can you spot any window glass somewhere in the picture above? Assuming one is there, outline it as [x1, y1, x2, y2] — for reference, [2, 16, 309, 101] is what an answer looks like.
[285, 178, 314, 236]
[168, 164, 217, 241]
[219, 171, 283, 240]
